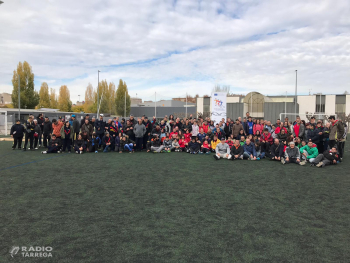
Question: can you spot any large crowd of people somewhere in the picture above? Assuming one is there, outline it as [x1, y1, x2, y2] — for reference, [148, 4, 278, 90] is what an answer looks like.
[9, 112, 347, 168]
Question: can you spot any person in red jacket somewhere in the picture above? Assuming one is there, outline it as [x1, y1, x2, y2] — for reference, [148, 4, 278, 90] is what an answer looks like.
[178, 135, 187, 151]
[260, 128, 273, 153]
[225, 137, 234, 149]
[253, 119, 264, 135]
[200, 139, 211, 154]
[202, 120, 209, 133]
[184, 129, 191, 143]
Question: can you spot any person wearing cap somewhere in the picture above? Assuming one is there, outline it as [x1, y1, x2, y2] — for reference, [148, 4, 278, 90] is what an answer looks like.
[71, 115, 80, 142]
[281, 141, 301, 165]
[41, 134, 62, 154]
[10, 119, 24, 150]
[328, 115, 345, 150]
[102, 132, 114, 152]
[23, 115, 35, 151]
[42, 117, 52, 148]
[133, 118, 146, 151]
[33, 119, 42, 150]
[213, 137, 231, 160]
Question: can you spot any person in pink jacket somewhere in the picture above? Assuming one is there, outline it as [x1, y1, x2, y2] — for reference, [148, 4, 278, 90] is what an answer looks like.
[253, 119, 264, 135]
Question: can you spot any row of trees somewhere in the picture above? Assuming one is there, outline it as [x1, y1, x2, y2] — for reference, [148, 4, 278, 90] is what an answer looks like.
[11, 61, 131, 115]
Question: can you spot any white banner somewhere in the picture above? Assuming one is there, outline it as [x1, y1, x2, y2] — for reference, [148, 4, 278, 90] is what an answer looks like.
[211, 92, 227, 124]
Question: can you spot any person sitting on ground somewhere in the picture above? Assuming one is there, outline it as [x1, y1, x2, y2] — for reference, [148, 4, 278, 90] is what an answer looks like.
[299, 140, 319, 165]
[313, 147, 340, 168]
[41, 134, 62, 154]
[89, 133, 100, 153]
[281, 141, 301, 165]
[210, 135, 221, 152]
[114, 133, 121, 152]
[214, 137, 231, 160]
[200, 139, 211, 154]
[74, 134, 85, 154]
[255, 141, 264, 159]
[243, 138, 257, 160]
[163, 136, 172, 152]
[188, 136, 201, 154]
[267, 138, 284, 161]
[149, 135, 164, 153]
[172, 138, 181, 152]
[120, 135, 136, 153]
[230, 139, 244, 160]
[178, 135, 187, 152]
[102, 132, 114, 153]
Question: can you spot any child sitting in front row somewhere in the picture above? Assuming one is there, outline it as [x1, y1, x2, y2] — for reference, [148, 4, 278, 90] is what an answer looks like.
[200, 139, 211, 154]
[240, 136, 246, 146]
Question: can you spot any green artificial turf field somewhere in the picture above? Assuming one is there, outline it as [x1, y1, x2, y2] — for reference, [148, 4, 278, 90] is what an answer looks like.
[1, 141, 350, 262]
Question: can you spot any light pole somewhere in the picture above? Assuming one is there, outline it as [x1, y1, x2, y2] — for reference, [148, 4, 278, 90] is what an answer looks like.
[18, 74, 20, 120]
[97, 70, 100, 117]
[78, 95, 80, 102]
[295, 70, 297, 115]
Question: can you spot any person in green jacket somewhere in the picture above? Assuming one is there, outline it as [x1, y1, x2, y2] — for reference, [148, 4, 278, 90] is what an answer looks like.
[300, 141, 319, 165]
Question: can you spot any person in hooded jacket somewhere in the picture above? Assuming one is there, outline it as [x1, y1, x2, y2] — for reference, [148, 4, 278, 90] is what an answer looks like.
[10, 120, 24, 150]
[281, 141, 301, 165]
[188, 137, 201, 154]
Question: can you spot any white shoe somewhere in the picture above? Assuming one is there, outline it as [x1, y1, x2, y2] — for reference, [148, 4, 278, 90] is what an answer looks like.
[57, 151, 60, 153]
[76, 151, 79, 154]
[35, 147, 38, 150]
[41, 151, 47, 154]
[80, 152, 82, 154]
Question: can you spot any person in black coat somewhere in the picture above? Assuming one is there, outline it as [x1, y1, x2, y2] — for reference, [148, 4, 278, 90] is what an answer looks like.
[37, 113, 44, 146]
[102, 132, 115, 152]
[142, 117, 152, 150]
[42, 117, 52, 148]
[230, 140, 244, 160]
[95, 115, 106, 147]
[10, 120, 24, 149]
[23, 115, 35, 151]
[41, 134, 62, 154]
[71, 115, 80, 142]
[266, 138, 284, 160]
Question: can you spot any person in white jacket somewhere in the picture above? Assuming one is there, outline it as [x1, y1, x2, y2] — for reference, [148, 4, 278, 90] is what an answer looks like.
[191, 121, 199, 136]
[214, 138, 232, 160]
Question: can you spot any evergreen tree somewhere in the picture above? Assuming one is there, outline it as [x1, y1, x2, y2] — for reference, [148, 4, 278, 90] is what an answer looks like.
[11, 61, 39, 109]
[115, 79, 131, 116]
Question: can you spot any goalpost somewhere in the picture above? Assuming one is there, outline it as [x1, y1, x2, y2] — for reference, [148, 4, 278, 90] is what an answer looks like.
[279, 113, 337, 124]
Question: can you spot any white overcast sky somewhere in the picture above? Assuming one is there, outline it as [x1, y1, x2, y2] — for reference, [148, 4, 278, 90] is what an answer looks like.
[0, 0, 349, 102]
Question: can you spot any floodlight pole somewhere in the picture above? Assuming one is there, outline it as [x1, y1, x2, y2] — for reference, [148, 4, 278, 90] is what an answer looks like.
[97, 70, 100, 117]
[18, 74, 21, 120]
[155, 92, 157, 119]
[186, 93, 187, 118]
[295, 70, 297, 115]
[285, 91, 287, 117]
[124, 91, 126, 118]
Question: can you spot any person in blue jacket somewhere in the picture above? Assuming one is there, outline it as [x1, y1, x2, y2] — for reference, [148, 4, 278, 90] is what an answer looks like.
[247, 116, 254, 135]
[10, 120, 25, 150]
[243, 138, 257, 160]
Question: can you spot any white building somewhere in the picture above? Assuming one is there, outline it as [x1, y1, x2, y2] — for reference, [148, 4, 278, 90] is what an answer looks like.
[196, 92, 350, 122]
